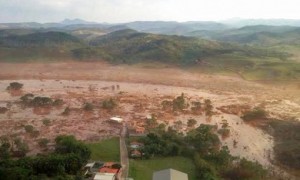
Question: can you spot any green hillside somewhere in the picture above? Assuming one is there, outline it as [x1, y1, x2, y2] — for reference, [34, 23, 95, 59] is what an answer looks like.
[189, 25, 300, 46]
[0, 28, 298, 80]
[86, 29, 227, 64]
[0, 31, 81, 48]
[71, 29, 288, 65]
[0, 31, 83, 62]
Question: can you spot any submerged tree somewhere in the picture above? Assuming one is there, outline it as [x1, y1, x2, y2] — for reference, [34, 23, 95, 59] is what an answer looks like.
[7, 82, 23, 91]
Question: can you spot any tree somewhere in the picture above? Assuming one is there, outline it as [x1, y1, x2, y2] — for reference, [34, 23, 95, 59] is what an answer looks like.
[42, 118, 51, 126]
[83, 103, 94, 111]
[204, 146, 233, 169]
[204, 99, 213, 116]
[30, 130, 40, 138]
[0, 107, 8, 114]
[145, 114, 158, 130]
[7, 82, 23, 90]
[112, 163, 122, 169]
[53, 99, 64, 106]
[38, 138, 49, 148]
[102, 98, 117, 110]
[62, 107, 71, 116]
[187, 119, 197, 128]
[141, 133, 166, 157]
[31, 97, 53, 107]
[161, 100, 173, 111]
[174, 120, 183, 130]
[191, 101, 201, 113]
[0, 136, 11, 159]
[55, 135, 91, 164]
[24, 125, 34, 133]
[241, 107, 267, 121]
[186, 124, 220, 154]
[20, 93, 34, 104]
[224, 158, 267, 180]
[0, 166, 32, 180]
[0, 135, 90, 179]
[217, 128, 230, 139]
[13, 138, 29, 157]
[158, 123, 166, 131]
[173, 93, 187, 111]
[194, 153, 218, 180]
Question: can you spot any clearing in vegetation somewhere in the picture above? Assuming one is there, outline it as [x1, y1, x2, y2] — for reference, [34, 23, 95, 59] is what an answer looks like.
[129, 156, 197, 180]
[86, 137, 120, 162]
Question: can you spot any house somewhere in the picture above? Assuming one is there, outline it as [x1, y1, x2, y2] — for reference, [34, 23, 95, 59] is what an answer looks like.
[152, 169, 188, 180]
[93, 172, 116, 180]
[99, 162, 121, 174]
[128, 120, 136, 127]
[130, 141, 144, 149]
[97, 162, 120, 180]
[99, 167, 119, 174]
[109, 117, 123, 123]
[103, 162, 118, 168]
[135, 126, 145, 134]
[130, 149, 142, 158]
[83, 162, 95, 175]
[84, 161, 104, 174]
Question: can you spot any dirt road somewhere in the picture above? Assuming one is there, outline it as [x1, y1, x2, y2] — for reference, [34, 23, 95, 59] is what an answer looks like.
[119, 124, 129, 180]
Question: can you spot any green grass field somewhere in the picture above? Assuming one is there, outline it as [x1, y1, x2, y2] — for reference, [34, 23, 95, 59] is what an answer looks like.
[86, 137, 120, 162]
[128, 156, 197, 180]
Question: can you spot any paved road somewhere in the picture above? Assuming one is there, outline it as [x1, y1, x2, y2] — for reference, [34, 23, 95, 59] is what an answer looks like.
[119, 124, 129, 180]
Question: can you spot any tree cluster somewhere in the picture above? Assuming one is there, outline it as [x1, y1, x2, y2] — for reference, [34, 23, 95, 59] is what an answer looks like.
[270, 120, 300, 170]
[6, 82, 23, 91]
[135, 123, 267, 180]
[241, 107, 267, 121]
[102, 98, 117, 110]
[0, 135, 91, 180]
[20, 94, 63, 107]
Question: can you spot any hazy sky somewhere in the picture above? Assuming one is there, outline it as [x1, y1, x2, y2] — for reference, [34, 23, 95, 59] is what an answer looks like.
[0, 0, 300, 23]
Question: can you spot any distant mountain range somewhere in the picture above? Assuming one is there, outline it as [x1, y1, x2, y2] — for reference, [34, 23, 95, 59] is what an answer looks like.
[2, 18, 300, 39]
[60, 18, 97, 25]
[222, 18, 300, 27]
[0, 19, 229, 35]
[2, 18, 300, 29]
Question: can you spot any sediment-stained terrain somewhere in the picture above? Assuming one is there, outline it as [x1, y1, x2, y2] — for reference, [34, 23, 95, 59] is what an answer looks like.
[0, 62, 299, 176]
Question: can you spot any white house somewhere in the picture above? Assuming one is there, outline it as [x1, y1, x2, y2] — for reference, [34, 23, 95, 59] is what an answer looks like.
[153, 169, 188, 180]
[109, 117, 123, 123]
[93, 173, 116, 180]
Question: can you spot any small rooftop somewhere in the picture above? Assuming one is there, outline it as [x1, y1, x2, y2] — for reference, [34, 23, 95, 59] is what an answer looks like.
[99, 167, 119, 174]
[85, 162, 95, 168]
[103, 162, 117, 167]
[153, 168, 188, 180]
[94, 172, 116, 180]
[109, 117, 123, 122]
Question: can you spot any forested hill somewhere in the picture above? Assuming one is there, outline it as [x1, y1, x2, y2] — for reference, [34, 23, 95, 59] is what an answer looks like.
[0, 28, 298, 81]
[188, 25, 300, 46]
[72, 29, 289, 64]
[0, 32, 81, 48]
[84, 29, 228, 64]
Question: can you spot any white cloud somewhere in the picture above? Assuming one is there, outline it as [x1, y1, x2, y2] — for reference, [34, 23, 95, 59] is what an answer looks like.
[38, 0, 73, 8]
[0, 0, 300, 23]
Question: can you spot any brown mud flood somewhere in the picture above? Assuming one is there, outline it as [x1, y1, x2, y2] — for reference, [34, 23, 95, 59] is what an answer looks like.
[0, 62, 299, 176]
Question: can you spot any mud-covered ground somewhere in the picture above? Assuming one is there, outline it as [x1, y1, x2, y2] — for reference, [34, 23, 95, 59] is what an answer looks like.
[0, 62, 299, 177]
